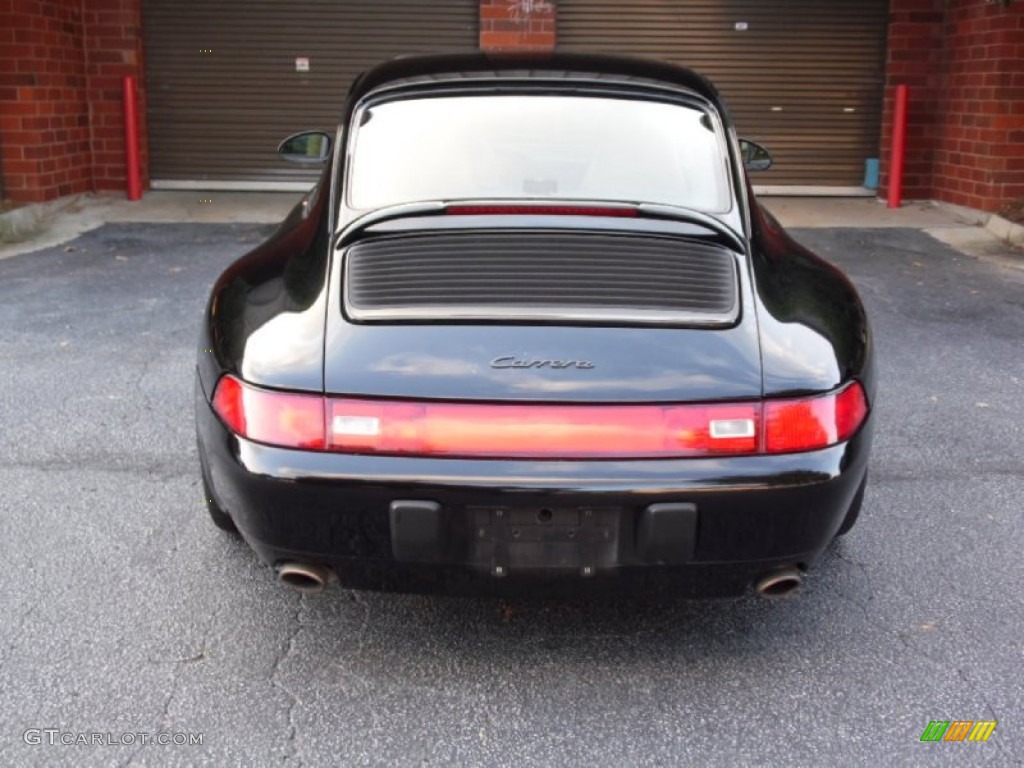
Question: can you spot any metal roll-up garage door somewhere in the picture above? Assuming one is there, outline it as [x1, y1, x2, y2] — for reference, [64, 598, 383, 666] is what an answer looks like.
[143, 1, 477, 186]
[558, 1, 888, 188]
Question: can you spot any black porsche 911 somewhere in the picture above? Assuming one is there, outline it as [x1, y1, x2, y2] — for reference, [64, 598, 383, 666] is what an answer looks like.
[195, 53, 874, 598]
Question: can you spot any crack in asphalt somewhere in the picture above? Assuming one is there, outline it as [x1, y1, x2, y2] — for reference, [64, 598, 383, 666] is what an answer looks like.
[117, 658, 185, 768]
[132, 354, 158, 418]
[325, 592, 377, 704]
[888, 617, 1017, 763]
[0, 459, 193, 481]
[821, 549, 934, 704]
[830, 547, 875, 619]
[826, 545, 1001, 722]
[871, 463, 1024, 482]
[118, 561, 226, 768]
[824, 574, 1016, 763]
[954, 668, 1014, 765]
[271, 595, 306, 768]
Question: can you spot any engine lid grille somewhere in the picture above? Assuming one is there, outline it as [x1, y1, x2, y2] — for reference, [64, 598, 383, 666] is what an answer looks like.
[343, 231, 739, 326]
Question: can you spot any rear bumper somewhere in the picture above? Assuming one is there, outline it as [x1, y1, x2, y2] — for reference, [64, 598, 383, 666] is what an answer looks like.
[196, 380, 872, 596]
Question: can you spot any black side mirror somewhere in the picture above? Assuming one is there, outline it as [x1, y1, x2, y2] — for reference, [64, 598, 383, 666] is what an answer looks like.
[739, 139, 773, 172]
[277, 131, 332, 164]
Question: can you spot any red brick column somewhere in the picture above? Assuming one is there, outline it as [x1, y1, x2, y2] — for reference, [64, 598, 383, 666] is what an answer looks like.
[0, 0, 146, 203]
[933, 0, 1024, 212]
[83, 0, 148, 193]
[0, 0, 91, 202]
[480, 0, 556, 52]
[878, 0, 945, 202]
[881, 0, 1024, 212]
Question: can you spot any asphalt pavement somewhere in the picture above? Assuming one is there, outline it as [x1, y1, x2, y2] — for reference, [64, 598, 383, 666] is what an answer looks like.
[0, 222, 1021, 767]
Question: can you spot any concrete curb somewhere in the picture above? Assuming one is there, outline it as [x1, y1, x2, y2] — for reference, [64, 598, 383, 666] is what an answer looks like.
[0, 202, 46, 243]
[934, 201, 1024, 246]
[985, 214, 1024, 247]
[0, 194, 86, 244]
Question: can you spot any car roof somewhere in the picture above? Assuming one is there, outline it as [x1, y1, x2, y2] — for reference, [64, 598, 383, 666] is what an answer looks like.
[343, 52, 727, 114]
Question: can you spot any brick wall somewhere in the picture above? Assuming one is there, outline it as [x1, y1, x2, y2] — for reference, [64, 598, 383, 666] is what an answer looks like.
[937, 0, 1024, 212]
[0, 0, 145, 203]
[84, 0, 148, 193]
[0, 0, 90, 202]
[480, 0, 555, 52]
[881, 0, 1024, 212]
[878, 0, 946, 202]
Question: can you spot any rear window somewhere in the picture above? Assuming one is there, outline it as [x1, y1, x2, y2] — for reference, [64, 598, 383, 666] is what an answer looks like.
[346, 94, 732, 213]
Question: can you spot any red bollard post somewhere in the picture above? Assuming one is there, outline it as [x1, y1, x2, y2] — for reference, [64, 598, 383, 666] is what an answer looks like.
[123, 76, 142, 201]
[887, 84, 908, 209]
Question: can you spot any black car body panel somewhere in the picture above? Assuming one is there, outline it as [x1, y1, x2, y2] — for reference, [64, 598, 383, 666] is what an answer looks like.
[197, 171, 332, 398]
[750, 200, 876, 398]
[195, 53, 875, 597]
[323, 319, 763, 402]
[323, 228, 762, 402]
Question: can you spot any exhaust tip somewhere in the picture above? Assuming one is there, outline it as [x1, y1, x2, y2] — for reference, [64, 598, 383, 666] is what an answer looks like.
[755, 567, 803, 599]
[276, 562, 332, 594]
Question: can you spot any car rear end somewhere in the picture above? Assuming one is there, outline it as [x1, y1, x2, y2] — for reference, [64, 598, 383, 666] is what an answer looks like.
[196, 58, 873, 597]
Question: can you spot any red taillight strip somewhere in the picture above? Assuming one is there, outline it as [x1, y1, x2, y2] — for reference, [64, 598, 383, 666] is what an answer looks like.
[211, 375, 324, 450]
[210, 375, 868, 459]
[325, 399, 757, 458]
[446, 204, 638, 218]
[763, 382, 869, 454]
